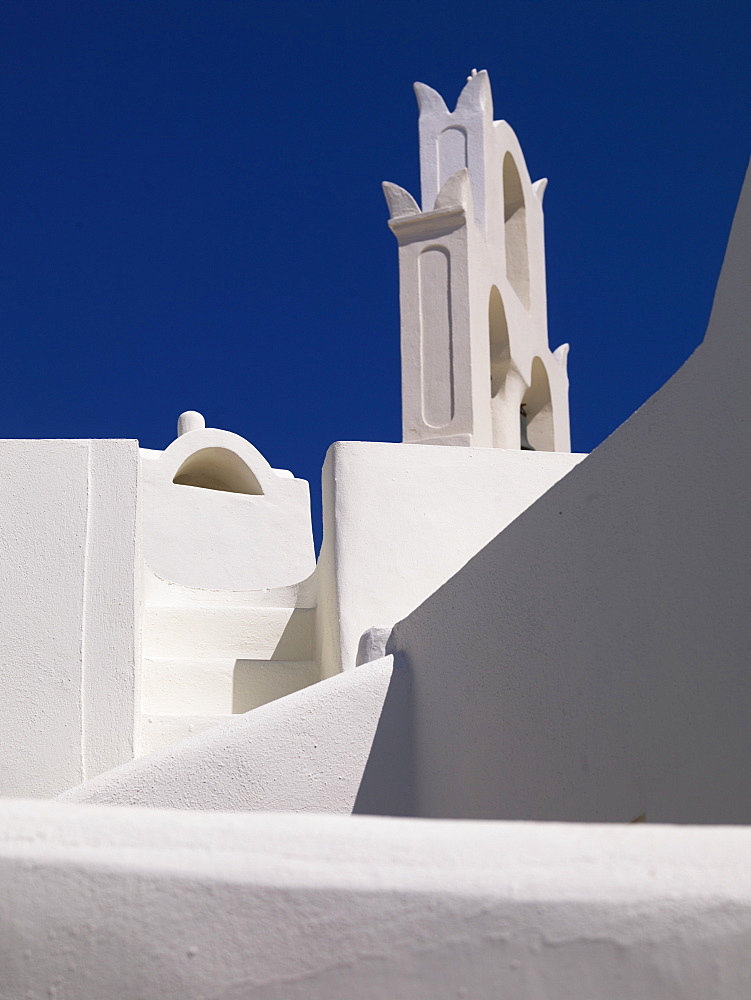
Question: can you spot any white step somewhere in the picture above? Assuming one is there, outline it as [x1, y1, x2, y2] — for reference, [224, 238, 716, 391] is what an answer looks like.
[141, 657, 319, 716]
[143, 605, 315, 660]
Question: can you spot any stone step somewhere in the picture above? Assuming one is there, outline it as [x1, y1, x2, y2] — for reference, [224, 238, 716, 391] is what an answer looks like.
[141, 657, 319, 716]
[143, 605, 315, 660]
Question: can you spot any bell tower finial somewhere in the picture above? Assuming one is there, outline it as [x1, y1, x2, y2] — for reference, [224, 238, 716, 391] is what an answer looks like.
[382, 71, 571, 451]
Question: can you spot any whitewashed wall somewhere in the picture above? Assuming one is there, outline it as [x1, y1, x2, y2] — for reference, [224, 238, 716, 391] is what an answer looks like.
[2, 801, 750, 999]
[365, 163, 751, 824]
[62, 656, 392, 812]
[317, 442, 583, 677]
[0, 439, 140, 797]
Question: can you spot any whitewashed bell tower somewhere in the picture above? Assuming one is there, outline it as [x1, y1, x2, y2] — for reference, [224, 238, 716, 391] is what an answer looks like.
[383, 70, 571, 451]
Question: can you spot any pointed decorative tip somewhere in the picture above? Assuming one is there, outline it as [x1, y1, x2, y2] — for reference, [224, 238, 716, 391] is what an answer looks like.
[382, 181, 421, 220]
[532, 178, 548, 203]
[455, 68, 492, 116]
[553, 343, 570, 369]
[413, 81, 449, 117]
[433, 168, 471, 212]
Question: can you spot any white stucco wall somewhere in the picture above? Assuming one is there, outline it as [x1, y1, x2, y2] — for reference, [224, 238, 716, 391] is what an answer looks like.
[142, 426, 315, 592]
[138, 421, 318, 753]
[0, 439, 140, 797]
[317, 442, 583, 676]
[61, 656, 392, 812]
[369, 163, 751, 824]
[2, 801, 751, 998]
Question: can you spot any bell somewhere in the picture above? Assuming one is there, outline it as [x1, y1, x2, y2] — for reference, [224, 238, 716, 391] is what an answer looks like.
[520, 403, 535, 451]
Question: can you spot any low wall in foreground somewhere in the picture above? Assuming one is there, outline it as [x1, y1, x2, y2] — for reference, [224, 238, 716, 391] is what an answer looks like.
[1, 801, 749, 998]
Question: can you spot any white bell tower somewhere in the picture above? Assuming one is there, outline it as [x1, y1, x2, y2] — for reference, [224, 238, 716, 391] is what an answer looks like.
[383, 70, 571, 451]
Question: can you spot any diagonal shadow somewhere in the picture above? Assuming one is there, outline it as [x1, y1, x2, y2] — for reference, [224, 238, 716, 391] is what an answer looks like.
[352, 650, 416, 817]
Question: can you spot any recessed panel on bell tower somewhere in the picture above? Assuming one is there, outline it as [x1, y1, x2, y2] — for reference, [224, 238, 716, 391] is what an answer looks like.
[383, 70, 572, 452]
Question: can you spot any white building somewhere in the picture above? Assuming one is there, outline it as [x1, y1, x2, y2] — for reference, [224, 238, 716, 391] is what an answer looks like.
[1, 71, 750, 997]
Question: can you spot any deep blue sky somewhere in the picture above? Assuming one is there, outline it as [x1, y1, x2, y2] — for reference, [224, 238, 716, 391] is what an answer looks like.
[1, 1, 748, 543]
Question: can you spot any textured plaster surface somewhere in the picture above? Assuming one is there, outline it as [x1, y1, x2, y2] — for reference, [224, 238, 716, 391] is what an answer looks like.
[2, 801, 751, 998]
[61, 656, 393, 812]
[0, 439, 139, 797]
[138, 421, 318, 752]
[138, 586, 318, 754]
[142, 425, 315, 591]
[317, 442, 583, 675]
[375, 162, 751, 823]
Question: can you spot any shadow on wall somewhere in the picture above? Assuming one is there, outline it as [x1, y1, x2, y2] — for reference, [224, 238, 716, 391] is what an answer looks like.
[353, 651, 415, 817]
[231, 608, 319, 713]
[355, 164, 751, 825]
[232, 659, 317, 714]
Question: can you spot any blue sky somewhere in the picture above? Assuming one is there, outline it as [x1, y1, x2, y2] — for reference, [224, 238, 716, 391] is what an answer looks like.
[0, 1, 748, 543]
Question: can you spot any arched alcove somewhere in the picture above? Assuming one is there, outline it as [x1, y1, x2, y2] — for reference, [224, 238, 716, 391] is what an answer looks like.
[489, 285, 510, 448]
[521, 358, 555, 451]
[438, 126, 468, 192]
[173, 448, 264, 495]
[503, 153, 530, 309]
[489, 285, 511, 398]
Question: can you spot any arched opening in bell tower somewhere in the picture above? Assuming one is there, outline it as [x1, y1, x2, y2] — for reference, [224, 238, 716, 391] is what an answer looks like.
[521, 358, 554, 451]
[489, 285, 519, 448]
[503, 153, 530, 309]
